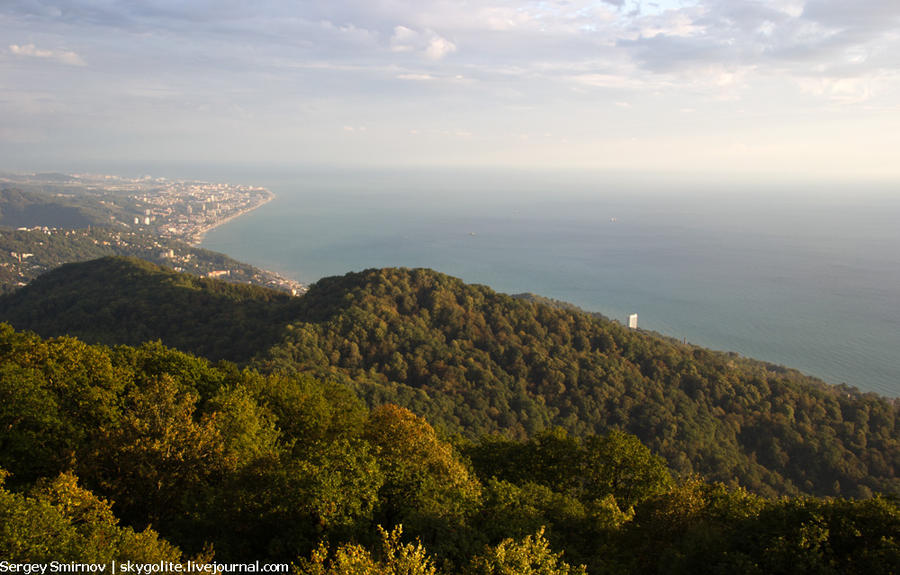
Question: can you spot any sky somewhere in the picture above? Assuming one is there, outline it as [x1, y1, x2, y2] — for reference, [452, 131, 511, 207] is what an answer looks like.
[2, 0, 900, 178]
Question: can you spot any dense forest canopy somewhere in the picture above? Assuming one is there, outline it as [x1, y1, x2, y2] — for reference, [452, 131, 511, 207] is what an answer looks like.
[0, 256, 301, 361]
[0, 258, 896, 501]
[0, 323, 897, 573]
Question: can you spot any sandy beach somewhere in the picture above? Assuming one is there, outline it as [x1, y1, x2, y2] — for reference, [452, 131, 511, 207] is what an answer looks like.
[189, 189, 274, 246]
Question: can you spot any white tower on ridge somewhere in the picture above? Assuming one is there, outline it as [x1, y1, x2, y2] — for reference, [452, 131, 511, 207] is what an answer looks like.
[628, 313, 638, 329]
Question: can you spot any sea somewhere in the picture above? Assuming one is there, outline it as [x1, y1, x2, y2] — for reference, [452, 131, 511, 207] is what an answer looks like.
[197, 167, 900, 398]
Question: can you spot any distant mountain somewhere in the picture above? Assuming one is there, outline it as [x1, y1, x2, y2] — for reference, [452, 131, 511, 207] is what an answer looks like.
[0, 188, 97, 228]
[0, 257, 897, 498]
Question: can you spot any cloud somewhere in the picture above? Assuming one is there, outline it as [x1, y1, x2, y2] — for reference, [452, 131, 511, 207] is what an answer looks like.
[9, 43, 85, 66]
[801, 0, 900, 32]
[390, 24, 456, 60]
[426, 35, 457, 60]
[639, 11, 704, 38]
[570, 73, 652, 90]
[4, 0, 900, 173]
[607, 0, 900, 101]
[396, 73, 436, 81]
[794, 75, 881, 104]
[390, 25, 419, 52]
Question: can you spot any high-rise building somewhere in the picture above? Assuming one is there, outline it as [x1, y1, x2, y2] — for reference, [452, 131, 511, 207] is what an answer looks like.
[628, 313, 638, 329]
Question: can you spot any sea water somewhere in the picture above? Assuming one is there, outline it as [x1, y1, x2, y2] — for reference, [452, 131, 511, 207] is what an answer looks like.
[201, 168, 900, 397]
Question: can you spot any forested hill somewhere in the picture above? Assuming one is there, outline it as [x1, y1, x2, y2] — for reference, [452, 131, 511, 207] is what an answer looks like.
[0, 227, 304, 294]
[0, 258, 897, 498]
[0, 187, 133, 229]
[2, 324, 897, 573]
[0, 256, 302, 361]
[0, 188, 99, 228]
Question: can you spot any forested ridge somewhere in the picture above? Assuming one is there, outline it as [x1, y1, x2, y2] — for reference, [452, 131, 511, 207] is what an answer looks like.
[264, 268, 900, 498]
[0, 226, 301, 294]
[0, 186, 147, 232]
[0, 257, 302, 361]
[2, 258, 895, 500]
[0, 324, 897, 573]
[0, 188, 102, 229]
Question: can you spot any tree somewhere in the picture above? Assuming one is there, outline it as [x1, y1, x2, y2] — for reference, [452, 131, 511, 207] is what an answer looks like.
[466, 528, 587, 575]
[0, 469, 182, 563]
[298, 526, 437, 575]
[81, 374, 232, 529]
[364, 404, 482, 555]
[582, 430, 673, 508]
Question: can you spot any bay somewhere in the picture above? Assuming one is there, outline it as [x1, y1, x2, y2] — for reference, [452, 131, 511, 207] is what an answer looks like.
[201, 168, 900, 397]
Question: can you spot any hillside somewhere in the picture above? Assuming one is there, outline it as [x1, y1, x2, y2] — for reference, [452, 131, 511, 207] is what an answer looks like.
[0, 226, 303, 294]
[0, 188, 101, 228]
[0, 256, 302, 361]
[0, 323, 897, 573]
[0, 258, 897, 498]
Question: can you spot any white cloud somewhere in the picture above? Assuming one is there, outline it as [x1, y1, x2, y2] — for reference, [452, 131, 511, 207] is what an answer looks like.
[4, 1, 900, 174]
[794, 75, 880, 104]
[569, 72, 664, 90]
[9, 43, 85, 66]
[639, 11, 705, 38]
[426, 35, 457, 60]
[396, 73, 436, 80]
[390, 25, 456, 60]
[390, 25, 419, 52]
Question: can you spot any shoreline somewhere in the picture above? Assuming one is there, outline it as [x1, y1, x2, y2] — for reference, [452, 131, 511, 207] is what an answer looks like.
[186, 189, 306, 294]
[189, 189, 275, 246]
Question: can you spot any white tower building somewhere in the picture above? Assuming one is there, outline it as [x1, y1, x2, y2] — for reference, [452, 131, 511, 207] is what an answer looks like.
[628, 313, 638, 329]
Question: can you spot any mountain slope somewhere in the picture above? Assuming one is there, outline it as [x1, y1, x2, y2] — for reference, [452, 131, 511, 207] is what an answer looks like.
[0, 256, 302, 361]
[0, 258, 896, 497]
[0, 188, 97, 228]
[260, 267, 900, 497]
[0, 226, 303, 294]
[2, 322, 896, 573]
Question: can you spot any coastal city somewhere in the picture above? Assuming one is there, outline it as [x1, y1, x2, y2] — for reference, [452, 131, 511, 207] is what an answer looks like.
[125, 178, 274, 244]
[0, 172, 305, 294]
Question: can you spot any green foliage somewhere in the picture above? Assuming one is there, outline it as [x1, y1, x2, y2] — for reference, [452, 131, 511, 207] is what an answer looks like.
[244, 371, 368, 453]
[0, 469, 182, 563]
[200, 439, 383, 562]
[0, 225, 292, 294]
[297, 526, 437, 575]
[0, 256, 302, 360]
[0, 324, 896, 573]
[477, 479, 589, 542]
[0, 324, 127, 485]
[3, 261, 897, 498]
[466, 528, 587, 575]
[582, 430, 674, 507]
[82, 373, 233, 529]
[364, 404, 482, 558]
[256, 267, 899, 498]
[465, 428, 672, 510]
[206, 383, 281, 462]
[621, 480, 900, 575]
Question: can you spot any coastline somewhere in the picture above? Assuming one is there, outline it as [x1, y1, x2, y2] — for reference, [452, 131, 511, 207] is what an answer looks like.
[187, 188, 306, 294]
[189, 189, 275, 246]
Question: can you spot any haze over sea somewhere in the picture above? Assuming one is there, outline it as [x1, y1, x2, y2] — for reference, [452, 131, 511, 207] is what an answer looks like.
[199, 168, 900, 398]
